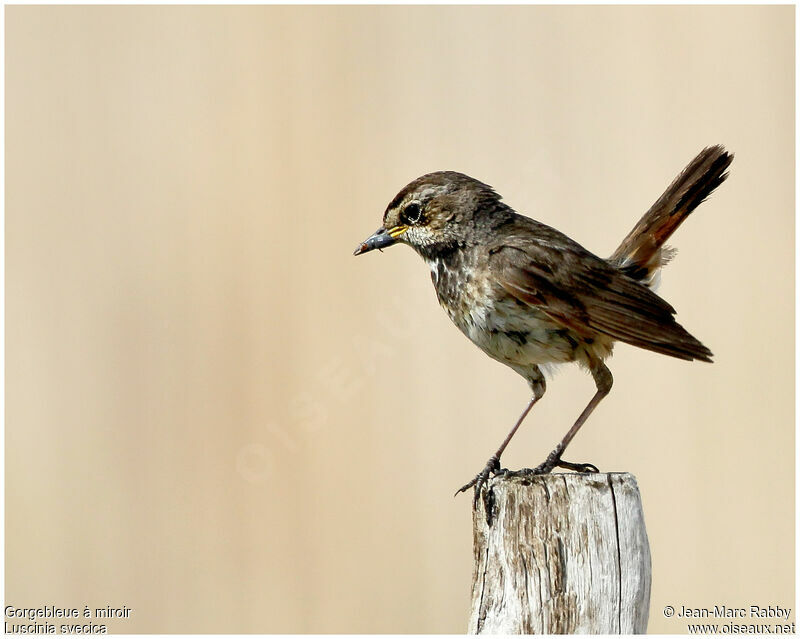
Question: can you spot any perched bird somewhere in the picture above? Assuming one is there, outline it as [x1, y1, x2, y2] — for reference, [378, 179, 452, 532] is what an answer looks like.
[354, 146, 732, 507]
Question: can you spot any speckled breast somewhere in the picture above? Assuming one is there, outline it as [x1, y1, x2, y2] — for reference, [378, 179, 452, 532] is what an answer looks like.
[427, 252, 584, 372]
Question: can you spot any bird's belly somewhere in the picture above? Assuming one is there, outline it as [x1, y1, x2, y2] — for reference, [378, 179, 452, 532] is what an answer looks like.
[428, 255, 605, 373]
[442, 293, 578, 368]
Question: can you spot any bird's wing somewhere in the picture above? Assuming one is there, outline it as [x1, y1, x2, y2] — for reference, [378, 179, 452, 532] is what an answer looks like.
[488, 222, 713, 362]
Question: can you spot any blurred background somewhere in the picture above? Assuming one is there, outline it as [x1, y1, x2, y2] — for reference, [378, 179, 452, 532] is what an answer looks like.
[5, 5, 794, 634]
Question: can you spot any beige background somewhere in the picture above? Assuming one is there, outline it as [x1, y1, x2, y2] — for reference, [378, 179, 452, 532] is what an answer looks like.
[6, 5, 794, 634]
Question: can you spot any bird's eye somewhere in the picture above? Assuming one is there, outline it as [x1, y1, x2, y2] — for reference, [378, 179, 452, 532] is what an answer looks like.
[401, 202, 423, 225]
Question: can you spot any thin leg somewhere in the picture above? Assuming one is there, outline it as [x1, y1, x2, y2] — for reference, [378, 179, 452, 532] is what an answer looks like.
[515, 360, 613, 476]
[456, 368, 546, 507]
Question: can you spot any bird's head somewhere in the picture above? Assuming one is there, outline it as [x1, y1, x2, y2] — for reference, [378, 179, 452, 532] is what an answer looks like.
[354, 171, 504, 260]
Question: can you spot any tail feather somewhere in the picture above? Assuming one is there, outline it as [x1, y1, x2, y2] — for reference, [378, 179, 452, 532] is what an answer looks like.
[610, 145, 733, 284]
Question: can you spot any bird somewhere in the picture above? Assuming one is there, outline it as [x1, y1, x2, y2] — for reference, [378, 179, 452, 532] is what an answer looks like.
[354, 146, 732, 508]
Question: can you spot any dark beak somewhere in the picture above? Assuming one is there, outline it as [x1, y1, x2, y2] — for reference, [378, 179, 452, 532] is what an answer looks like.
[353, 227, 398, 256]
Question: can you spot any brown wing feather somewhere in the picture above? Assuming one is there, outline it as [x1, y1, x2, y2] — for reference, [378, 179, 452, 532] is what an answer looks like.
[490, 220, 713, 362]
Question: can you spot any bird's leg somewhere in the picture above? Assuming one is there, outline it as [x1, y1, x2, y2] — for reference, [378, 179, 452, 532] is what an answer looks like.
[514, 360, 612, 476]
[456, 370, 546, 509]
[454, 395, 538, 509]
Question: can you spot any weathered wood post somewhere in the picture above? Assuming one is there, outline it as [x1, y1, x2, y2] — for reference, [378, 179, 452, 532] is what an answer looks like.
[469, 472, 651, 634]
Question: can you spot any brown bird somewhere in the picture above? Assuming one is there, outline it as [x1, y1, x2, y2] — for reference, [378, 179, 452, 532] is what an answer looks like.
[354, 146, 732, 507]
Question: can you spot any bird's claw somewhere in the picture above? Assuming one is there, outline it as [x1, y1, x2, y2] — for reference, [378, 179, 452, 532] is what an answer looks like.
[455, 455, 502, 510]
[456, 452, 599, 522]
[556, 459, 599, 473]
[507, 451, 600, 477]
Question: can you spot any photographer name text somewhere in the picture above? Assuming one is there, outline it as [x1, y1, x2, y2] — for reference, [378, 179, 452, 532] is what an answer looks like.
[670, 605, 791, 620]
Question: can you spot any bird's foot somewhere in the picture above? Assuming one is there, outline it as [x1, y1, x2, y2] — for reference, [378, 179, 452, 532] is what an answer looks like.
[455, 455, 503, 510]
[507, 448, 600, 477]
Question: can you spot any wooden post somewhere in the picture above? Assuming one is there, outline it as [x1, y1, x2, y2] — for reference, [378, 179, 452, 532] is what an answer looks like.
[469, 473, 651, 634]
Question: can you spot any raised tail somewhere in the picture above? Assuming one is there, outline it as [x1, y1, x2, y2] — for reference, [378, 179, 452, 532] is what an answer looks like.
[609, 145, 733, 285]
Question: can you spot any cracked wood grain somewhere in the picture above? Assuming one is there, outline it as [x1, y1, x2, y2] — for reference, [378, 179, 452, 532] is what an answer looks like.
[468, 473, 651, 634]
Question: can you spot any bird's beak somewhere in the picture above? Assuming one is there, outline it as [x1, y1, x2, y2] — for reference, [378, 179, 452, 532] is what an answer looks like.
[353, 226, 408, 256]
